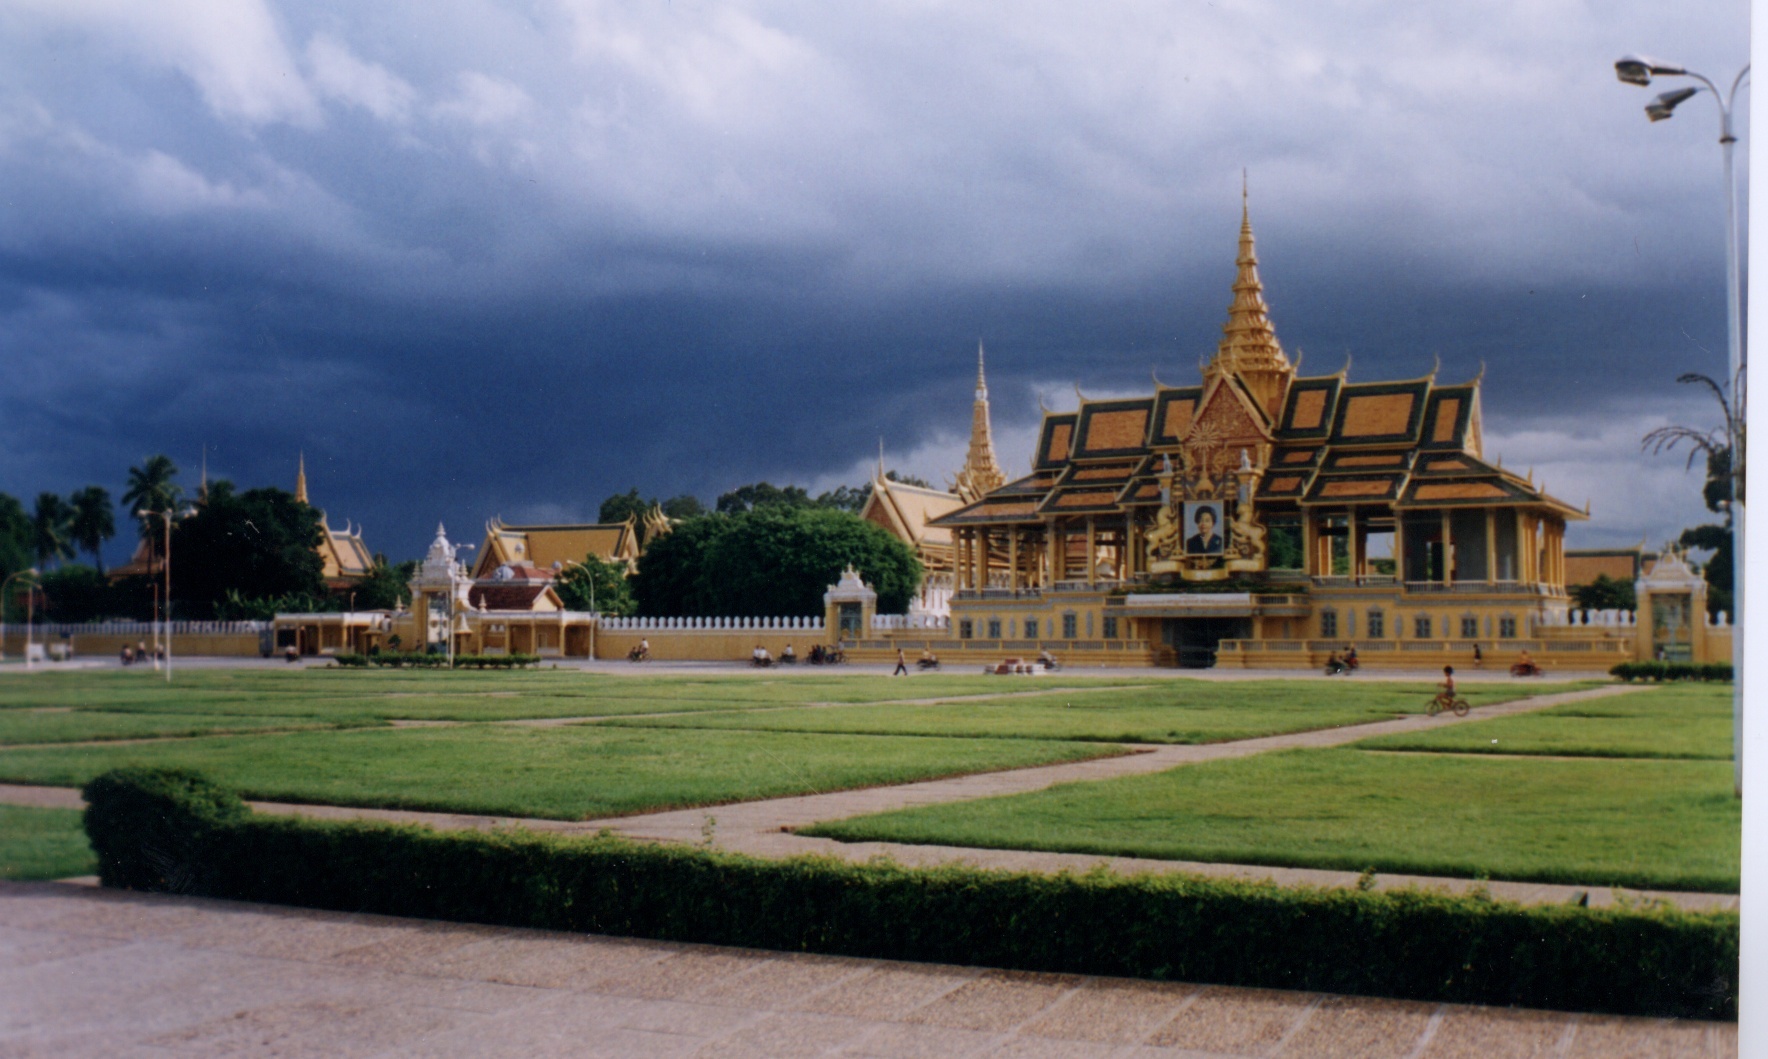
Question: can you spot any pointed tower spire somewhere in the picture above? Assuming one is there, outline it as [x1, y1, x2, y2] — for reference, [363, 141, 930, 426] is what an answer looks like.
[295, 452, 309, 505]
[952, 342, 1006, 503]
[1205, 179, 1293, 420]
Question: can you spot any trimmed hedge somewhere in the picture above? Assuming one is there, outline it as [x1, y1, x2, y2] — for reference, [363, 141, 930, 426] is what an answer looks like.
[1609, 661, 1733, 683]
[79, 769, 1738, 1020]
[332, 653, 542, 669]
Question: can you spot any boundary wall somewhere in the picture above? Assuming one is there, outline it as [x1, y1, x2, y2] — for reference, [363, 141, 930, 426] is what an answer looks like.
[1, 622, 268, 661]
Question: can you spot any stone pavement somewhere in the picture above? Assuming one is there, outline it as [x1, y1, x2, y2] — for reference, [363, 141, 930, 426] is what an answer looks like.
[0, 880, 1735, 1058]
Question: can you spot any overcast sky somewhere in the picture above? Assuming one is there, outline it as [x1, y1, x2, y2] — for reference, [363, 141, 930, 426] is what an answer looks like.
[0, 0, 1750, 561]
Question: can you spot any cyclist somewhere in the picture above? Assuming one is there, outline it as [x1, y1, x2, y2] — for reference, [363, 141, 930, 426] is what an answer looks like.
[1437, 665, 1455, 705]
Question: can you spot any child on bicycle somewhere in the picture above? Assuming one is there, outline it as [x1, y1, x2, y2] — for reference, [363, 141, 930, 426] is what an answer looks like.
[1438, 665, 1455, 703]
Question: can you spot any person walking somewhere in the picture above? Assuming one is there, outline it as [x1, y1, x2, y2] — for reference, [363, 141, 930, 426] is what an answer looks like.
[893, 647, 908, 676]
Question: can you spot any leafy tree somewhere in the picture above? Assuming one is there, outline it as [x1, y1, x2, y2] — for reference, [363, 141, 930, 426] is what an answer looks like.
[36, 564, 123, 623]
[1573, 574, 1637, 613]
[635, 507, 920, 617]
[814, 485, 870, 513]
[214, 588, 339, 621]
[630, 516, 729, 616]
[661, 494, 705, 519]
[68, 486, 116, 572]
[31, 493, 74, 568]
[554, 554, 637, 616]
[351, 555, 417, 611]
[597, 488, 650, 527]
[701, 506, 921, 615]
[169, 482, 326, 617]
[122, 455, 182, 553]
[0, 494, 32, 605]
[715, 482, 814, 514]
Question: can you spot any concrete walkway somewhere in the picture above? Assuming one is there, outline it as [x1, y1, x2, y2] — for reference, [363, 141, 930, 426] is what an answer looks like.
[5, 683, 1734, 912]
[0, 880, 1734, 1058]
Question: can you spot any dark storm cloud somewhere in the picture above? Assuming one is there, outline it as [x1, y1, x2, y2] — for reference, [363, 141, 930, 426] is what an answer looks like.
[0, 0, 1748, 556]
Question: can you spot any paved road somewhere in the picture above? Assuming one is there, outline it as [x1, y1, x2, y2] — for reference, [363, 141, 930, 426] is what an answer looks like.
[0, 880, 1734, 1058]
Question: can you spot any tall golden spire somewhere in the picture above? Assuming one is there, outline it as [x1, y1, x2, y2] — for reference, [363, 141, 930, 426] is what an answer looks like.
[1207, 178, 1293, 419]
[295, 452, 309, 505]
[953, 341, 1006, 502]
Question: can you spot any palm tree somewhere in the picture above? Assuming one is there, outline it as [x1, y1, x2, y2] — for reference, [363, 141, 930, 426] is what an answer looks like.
[68, 486, 116, 572]
[121, 455, 182, 553]
[31, 493, 74, 568]
[1643, 372, 1744, 509]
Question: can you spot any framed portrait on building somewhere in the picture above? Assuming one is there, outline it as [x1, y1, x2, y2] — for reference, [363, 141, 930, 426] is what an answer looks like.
[1182, 501, 1225, 555]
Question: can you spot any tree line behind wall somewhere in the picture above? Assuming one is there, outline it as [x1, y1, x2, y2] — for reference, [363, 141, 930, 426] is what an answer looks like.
[1, 456, 412, 624]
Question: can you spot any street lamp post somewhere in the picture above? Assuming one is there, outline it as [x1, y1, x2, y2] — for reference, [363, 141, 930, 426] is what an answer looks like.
[1616, 55, 1749, 796]
[447, 544, 475, 669]
[137, 506, 196, 684]
[2, 569, 42, 667]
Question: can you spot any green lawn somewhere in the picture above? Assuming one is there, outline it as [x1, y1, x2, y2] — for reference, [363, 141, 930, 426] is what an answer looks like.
[0, 724, 1122, 820]
[803, 746, 1740, 892]
[1354, 684, 1733, 760]
[601, 681, 1568, 744]
[0, 805, 95, 881]
[0, 709, 375, 746]
[0, 669, 1160, 723]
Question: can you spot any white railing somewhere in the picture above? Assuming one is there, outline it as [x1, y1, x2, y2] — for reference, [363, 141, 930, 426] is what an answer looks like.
[1537, 609, 1731, 629]
[1, 621, 271, 637]
[871, 614, 951, 631]
[598, 615, 826, 631]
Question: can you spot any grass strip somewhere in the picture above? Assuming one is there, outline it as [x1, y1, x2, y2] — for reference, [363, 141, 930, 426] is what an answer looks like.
[0, 724, 1122, 820]
[0, 805, 94, 880]
[803, 747, 1741, 893]
[1355, 685, 1732, 761]
[600, 681, 1568, 744]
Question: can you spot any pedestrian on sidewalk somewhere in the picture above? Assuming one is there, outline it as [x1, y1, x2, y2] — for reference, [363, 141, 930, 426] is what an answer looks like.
[893, 647, 908, 676]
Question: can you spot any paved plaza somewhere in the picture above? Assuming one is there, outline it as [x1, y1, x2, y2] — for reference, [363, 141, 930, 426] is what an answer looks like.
[0, 880, 1736, 1058]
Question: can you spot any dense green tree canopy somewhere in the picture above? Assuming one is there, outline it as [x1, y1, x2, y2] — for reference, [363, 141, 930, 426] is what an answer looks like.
[1572, 574, 1636, 613]
[632, 507, 920, 617]
[170, 482, 326, 616]
[351, 555, 417, 611]
[0, 493, 30, 577]
[554, 554, 637, 616]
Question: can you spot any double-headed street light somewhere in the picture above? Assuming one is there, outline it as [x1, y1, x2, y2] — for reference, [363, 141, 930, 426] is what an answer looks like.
[1, 569, 42, 668]
[136, 505, 197, 684]
[1616, 54, 1749, 796]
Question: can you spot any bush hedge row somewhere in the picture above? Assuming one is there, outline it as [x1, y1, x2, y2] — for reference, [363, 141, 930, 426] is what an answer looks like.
[331, 652, 542, 669]
[81, 768, 1737, 1019]
[1609, 661, 1733, 683]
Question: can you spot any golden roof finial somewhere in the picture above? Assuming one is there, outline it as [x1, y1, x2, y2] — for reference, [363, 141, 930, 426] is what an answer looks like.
[295, 451, 309, 505]
[953, 344, 1006, 502]
[1207, 176, 1292, 417]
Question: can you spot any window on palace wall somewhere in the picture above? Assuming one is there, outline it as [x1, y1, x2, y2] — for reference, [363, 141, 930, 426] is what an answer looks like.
[1450, 510, 1489, 581]
[1320, 610, 1338, 638]
[1102, 616, 1118, 639]
[1461, 616, 1478, 639]
[1499, 616, 1517, 638]
[1062, 613, 1077, 638]
[1266, 515, 1304, 570]
[1024, 618, 1038, 638]
[987, 618, 1001, 639]
[1367, 610, 1385, 638]
[1415, 615, 1432, 639]
[959, 620, 973, 639]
